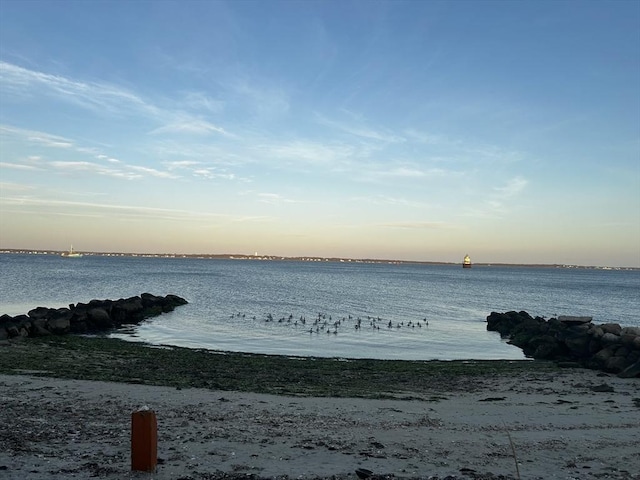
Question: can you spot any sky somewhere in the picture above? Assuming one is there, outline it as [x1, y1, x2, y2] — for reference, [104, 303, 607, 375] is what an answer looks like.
[0, 0, 639, 267]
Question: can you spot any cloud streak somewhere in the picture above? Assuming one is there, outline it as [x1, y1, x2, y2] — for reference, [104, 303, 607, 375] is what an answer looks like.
[0, 194, 262, 223]
[1, 61, 233, 140]
[463, 176, 529, 219]
[262, 140, 357, 167]
[1, 124, 183, 180]
[0, 125, 74, 149]
[379, 221, 454, 229]
[0, 162, 39, 171]
[0, 61, 157, 117]
[367, 166, 453, 179]
[256, 192, 299, 204]
[494, 176, 528, 197]
[148, 119, 233, 137]
[316, 113, 404, 143]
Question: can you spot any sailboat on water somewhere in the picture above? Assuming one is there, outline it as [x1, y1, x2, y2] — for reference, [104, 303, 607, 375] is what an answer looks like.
[61, 245, 83, 258]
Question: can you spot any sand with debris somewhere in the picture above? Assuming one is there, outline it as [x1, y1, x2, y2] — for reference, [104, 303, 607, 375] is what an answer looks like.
[1, 369, 639, 480]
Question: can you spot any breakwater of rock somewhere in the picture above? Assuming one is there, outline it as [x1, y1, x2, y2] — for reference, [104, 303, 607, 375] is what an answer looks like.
[0, 293, 188, 340]
[487, 311, 640, 378]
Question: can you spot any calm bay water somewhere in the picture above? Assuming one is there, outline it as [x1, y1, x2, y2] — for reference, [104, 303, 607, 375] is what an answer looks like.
[1, 253, 638, 361]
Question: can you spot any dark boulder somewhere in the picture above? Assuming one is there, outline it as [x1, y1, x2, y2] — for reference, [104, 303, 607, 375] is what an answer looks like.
[47, 308, 73, 334]
[87, 307, 113, 330]
[559, 326, 592, 357]
[111, 296, 144, 324]
[487, 311, 640, 377]
[30, 317, 53, 337]
[601, 323, 622, 335]
[28, 306, 53, 321]
[1, 294, 188, 339]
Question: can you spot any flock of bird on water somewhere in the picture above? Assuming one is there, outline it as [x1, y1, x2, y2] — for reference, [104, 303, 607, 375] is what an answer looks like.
[229, 311, 430, 335]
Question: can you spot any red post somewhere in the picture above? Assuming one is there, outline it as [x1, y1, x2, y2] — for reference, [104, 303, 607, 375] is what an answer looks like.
[131, 408, 157, 472]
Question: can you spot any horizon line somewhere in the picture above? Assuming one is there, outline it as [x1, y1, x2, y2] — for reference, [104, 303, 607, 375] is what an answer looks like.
[0, 248, 638, 270]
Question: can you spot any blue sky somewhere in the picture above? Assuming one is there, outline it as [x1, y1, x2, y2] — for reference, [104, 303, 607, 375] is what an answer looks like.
[1, 0, 639, 266]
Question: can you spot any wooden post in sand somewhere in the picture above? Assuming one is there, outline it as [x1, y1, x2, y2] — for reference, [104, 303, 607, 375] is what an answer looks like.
[131, 407, 157, 472]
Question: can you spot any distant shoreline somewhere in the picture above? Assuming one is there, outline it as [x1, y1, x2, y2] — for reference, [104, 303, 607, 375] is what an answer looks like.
[1, 248, 637, 270]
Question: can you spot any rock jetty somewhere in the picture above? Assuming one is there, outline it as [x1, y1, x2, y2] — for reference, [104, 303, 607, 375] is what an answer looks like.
[487, 311, 640, 378]
[0, 293, 188, 340]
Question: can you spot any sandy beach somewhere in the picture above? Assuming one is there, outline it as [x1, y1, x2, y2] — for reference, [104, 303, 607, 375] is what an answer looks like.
[1, 368, 639, 480]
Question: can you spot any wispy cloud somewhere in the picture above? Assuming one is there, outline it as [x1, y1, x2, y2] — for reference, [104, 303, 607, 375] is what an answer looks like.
[0, 125, 75, 149]
[49, 161, 143, 180]
[192, 168, 237, 180]
[1, 124, 184, 180]
[165, 160, 201, 170]
[370, 166, 428, 178]
[127, 165, 178, 179]
[379, 221, 453, 229]
[362, 164, 460, 182]
[360, 195, 432, 209]
[404, 128, 527, 169]
[463, 176, 529, 218]
[263, 140, 356, 166]
[316, 113, 404, 143]
[149, 119, 233, 137]
[180, 91, 225, 114]
[256, 192, 298, 204]
[229, 214, 276, 223]
[403, 129, 451, 145]
[47, 160, 180, 180]
[0, 182, 37, 192]
[237, 190, 300, 205]
[0, 61, 158, 117]
[0, 162, 39, 171]
[494, 176, 528, 197]
[163, 160, 242, 181]
[0, 195, 260, 223]
[1, 61, 236, 141]
[230, 78, 290, 118]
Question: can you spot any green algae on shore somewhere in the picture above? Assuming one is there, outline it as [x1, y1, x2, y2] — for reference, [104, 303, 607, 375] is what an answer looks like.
[0, 335, 560, 398]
